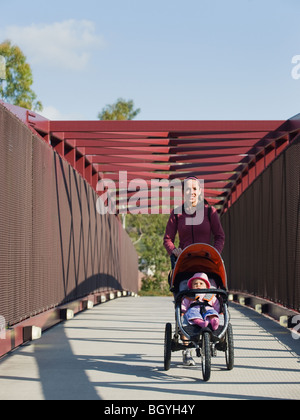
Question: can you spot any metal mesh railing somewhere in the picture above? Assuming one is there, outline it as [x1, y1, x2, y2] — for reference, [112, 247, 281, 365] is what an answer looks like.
[222, 136, 300, 311]
[0, 104, 138, 327]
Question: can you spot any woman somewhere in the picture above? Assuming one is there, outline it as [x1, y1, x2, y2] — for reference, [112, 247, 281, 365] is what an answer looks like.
[163, 177, 225, 268]
[164, 177, 225, 366]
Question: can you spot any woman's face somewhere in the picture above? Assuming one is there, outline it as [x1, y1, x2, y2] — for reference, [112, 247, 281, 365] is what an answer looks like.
[184, 179, 201, 207]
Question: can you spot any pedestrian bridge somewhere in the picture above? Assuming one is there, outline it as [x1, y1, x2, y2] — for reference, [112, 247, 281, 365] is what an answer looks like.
[0, 296, 299, 400]
[0, 102, 299, 400]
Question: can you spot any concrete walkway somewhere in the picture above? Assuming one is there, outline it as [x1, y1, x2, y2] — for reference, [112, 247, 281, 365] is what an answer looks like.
[0, 296, 299, 400]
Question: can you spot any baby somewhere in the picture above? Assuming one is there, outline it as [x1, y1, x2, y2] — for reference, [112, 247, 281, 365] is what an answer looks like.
[181, 272, 220, 331]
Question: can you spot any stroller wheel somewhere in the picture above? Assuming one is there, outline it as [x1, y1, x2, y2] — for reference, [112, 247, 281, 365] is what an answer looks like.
[225, 323, 234, 370]
[164, 323, 172, 371]
[201, 332, 211, 381]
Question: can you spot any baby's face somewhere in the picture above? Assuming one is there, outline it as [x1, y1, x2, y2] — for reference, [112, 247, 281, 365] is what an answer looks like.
[192, 279, 207, 289]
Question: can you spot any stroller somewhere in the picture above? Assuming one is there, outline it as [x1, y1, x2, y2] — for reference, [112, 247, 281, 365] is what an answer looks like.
[164, 243, 234, 381]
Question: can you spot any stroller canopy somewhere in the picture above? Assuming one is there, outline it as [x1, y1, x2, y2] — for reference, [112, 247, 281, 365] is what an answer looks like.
[171, 243, 227, 290]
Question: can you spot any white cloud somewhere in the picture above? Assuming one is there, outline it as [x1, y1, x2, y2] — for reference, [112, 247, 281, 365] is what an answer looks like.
[3, 20, 105, 71]
[39, 105, 85, 120]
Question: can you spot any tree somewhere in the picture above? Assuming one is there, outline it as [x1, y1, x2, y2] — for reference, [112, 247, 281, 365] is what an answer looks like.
[126, 214, 176, 295]
[98, 98, 140, 120]
[0, 40, 43, 112]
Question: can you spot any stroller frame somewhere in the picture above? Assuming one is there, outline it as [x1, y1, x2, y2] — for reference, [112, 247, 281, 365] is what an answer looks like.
[164, 243, 234, 381]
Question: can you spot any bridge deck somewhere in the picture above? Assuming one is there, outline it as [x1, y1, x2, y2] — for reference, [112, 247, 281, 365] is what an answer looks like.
[0, 296, 299, 400]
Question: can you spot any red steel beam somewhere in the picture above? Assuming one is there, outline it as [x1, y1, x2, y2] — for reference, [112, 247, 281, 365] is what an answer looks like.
[90, 155, 171, 164]
[45, 120, 285, 133]
[78, 146, 171, 155]
[94, 163, 171, 172]
[22, 110, 293, 213]
[67, 138, 171, 148]
[4, 101, 295, 214]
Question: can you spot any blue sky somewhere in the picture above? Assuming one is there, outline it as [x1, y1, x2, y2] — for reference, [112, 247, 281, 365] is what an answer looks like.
[0, 0, 299, 121]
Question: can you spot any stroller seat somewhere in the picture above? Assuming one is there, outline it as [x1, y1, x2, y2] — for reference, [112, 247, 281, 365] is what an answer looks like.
[177, 273, 225, 339]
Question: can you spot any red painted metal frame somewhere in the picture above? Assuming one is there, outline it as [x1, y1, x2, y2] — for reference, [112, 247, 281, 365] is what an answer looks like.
[2, 101, 300, 213]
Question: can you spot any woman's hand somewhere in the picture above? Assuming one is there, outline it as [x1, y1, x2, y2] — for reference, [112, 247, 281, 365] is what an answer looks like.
[172, 248, 183, 258]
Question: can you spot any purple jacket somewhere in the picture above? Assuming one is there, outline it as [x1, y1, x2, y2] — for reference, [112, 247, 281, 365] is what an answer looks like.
[163, 204, 225, 256]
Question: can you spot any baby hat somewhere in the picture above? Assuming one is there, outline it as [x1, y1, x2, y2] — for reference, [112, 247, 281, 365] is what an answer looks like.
[187, 272, 210, 289]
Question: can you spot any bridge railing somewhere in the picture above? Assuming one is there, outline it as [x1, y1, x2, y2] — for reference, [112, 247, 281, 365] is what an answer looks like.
[222, 132, 300, 312]
[0, 103, 138, 329]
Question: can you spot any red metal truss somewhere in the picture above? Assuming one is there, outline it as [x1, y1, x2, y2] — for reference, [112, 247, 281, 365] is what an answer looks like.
[2, 101, 300, 214]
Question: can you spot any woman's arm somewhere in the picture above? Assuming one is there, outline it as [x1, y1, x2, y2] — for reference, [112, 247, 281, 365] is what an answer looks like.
[163, 210, 178, 256]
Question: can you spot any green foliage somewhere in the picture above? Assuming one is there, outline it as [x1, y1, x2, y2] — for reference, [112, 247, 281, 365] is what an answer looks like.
[125, 214, 176, 295]
[98, 98, 141, 120]
[0, 40, 43, 112]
